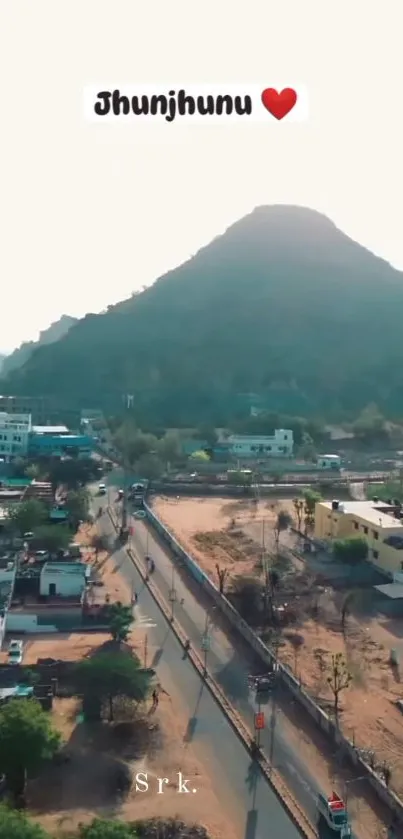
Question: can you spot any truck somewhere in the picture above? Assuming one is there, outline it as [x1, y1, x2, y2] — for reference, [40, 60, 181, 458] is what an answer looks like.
[128, 482, 147, 507]
[318, 792, 351, 836]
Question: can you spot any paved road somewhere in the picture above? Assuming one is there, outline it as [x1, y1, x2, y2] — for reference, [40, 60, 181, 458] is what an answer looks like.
[90, 489, 307, 839]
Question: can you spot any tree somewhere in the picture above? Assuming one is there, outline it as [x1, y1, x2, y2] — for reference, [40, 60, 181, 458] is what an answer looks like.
[78, 819, 138, 839]
[333, 536, 368, 565]
[66, 488, 89, 527]
[326, 653, 352, 720]
[30, 525, 71, 553]
[0, 805, 51, 839]
[293, 498, 304, 531]
[157, 431, 182, 466]
[24, 464, 40, 480]
[194, 424, 218, 446]
[8, 500, 47, 536]
[108, 602, 133, 642]
[135, 453, 164, 480]
[189, 450, 210, 462]
[0, 699, 61, 800]
[299, 432, 317, 463]
[274, 510, 292, 551]
[46, 457, 99, 491]
[72, 652, 151, 722]
[215, 564, 229, 594]
[288, 633, 304, 674]
[302, 489, 322, 534]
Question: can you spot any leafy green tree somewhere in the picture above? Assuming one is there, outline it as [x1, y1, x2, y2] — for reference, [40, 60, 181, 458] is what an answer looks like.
[301, 489, 322, 534]
[8, 500, 47, 536]
[45, 457, 99, 491]
[0, 699, 61, 800]
[157, 431, 182, 465]
[194, 424, 218, 446]
[24, 464, 40, 480]
[333, 536, 368, 564]
[108, 602, 133, 642]
[31, 525, 70, 553]
[78, 819, 138, 839]
[66, 488, 89, 527]
[0, 805, 51, 839]
[72, 652, 151, 722]
[135, 453, 164, 480]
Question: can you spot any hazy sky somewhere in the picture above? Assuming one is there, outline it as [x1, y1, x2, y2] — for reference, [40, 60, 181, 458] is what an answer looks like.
[1, 1, 402, 352]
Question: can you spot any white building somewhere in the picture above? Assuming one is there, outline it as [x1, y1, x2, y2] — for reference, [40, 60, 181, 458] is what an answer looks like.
[39, 561, 89, 598]
[0, 412, 32, 461]
[226, 429, 294, 458]
[317, 454, 341, 470]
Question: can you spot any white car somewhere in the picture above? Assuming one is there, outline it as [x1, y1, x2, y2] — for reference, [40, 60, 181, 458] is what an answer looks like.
[98, 483, 106, 494]
[7, 640, 23, 665]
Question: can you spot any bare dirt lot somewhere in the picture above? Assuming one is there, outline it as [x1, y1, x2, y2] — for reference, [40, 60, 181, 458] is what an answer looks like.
[28, 520, 239, 839]
[153, 495, 403, 838]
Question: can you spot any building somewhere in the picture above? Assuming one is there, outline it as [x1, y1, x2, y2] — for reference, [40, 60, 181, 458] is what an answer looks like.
[226, 430, 294, 458]
[317, 454, 341, 470]
[39, 561, 89, 597]
[314, 499, 403, 575]
[0, 412, 32, 461]
[28, 431, 95, 459]
[0, 395, 51, 425]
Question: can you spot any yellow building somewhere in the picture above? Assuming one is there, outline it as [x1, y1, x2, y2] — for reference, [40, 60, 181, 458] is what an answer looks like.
[314, 499, 403, 575]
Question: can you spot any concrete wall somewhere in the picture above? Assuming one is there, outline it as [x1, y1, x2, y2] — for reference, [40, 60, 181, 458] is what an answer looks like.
[6, 613, 58, 633]
[144, 500, 403, 824]
[39, 571, 85, 597]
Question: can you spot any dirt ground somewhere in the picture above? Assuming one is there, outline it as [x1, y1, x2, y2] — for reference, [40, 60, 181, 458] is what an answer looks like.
[153, 495, 403, 838]
[28, 520, 239, 839]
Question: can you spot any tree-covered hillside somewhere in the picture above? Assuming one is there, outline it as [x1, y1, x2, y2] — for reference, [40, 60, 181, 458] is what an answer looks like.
[4, 206, 403, 424]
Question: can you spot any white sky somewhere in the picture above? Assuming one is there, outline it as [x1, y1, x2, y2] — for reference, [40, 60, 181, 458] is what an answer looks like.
[0, 1, 402, 353]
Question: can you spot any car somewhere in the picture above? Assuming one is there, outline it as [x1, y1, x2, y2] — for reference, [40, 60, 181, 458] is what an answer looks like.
[8, 639, 23, 654]
[7, 642, 23, 665]
[98, 483, 106, 495]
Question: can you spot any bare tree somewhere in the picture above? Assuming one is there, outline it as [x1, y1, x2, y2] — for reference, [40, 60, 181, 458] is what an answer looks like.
[288, 633, 304, 674]
[274, 510, 292, 552]
[341, 591, 355, 633]
[215, 564, 229, 595]
[293, 498, 304, 531]
[327, 653, 352, 720]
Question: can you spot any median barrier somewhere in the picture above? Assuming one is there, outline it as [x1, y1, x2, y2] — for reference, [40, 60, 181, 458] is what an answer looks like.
[143, 501, 403, 826]
[105, 506, 314, 839]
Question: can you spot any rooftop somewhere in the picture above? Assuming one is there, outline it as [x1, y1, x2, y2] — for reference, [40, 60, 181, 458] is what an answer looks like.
[32, 425, 69, 434]
[42, 561, 88, 575]
[320, 500, 403, 529]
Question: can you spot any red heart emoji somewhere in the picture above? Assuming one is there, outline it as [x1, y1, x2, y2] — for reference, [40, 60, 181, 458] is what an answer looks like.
[261, 88, 297, 120]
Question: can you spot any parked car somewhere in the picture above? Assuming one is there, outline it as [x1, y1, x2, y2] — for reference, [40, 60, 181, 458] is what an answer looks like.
[98, 483, 106, 495]
[7, 639, 24, 665]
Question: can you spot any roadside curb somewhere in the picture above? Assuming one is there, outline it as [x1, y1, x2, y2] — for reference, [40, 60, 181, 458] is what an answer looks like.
[105, 507, 315, 839]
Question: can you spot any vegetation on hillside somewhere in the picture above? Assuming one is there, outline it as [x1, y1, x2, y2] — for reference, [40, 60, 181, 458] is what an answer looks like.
[4, 206, 403, 423]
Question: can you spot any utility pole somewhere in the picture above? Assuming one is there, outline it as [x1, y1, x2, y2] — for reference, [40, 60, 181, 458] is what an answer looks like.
[201, 608, 214, 671]
[269, 633, 280, 771]
[120, 393, 132, 535]
[168, 567, 177, 621]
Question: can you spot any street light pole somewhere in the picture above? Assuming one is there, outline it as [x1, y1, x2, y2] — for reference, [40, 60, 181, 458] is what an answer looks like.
[201, 608, 214, 671]
[168, 567, 177, 621]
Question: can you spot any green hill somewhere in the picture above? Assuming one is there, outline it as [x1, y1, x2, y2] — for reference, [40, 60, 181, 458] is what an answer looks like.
[3, 205, 403, 424]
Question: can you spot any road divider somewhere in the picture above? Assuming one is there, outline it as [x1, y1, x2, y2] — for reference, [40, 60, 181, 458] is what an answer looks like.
[105, 506, 315, 839]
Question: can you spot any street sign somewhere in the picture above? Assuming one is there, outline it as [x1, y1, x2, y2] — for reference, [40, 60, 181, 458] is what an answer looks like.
[254, 712, 265, 730]
[201, 634, 210, 652]
[168, 588, 177, 602]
